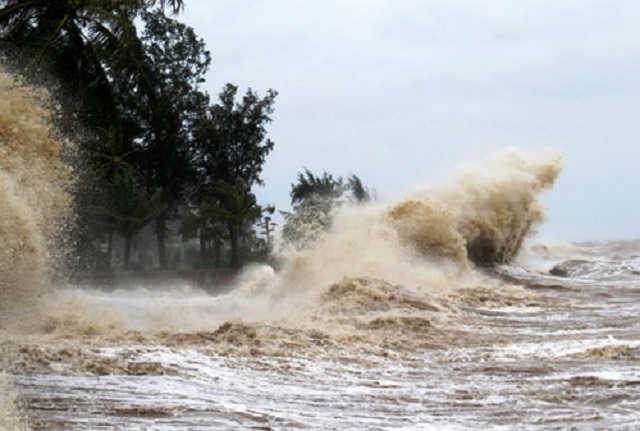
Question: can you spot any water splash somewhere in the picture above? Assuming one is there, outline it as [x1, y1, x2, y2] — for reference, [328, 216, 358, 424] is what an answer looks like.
[389, 151, 562, 266]
[0, 57, 563, 338]
[24, 150, 563, 340]
[0, 67, 73, 328]
[271, 150, 562, 307]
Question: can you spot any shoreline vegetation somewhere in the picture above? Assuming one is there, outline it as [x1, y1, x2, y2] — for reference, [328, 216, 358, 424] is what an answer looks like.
[0, 1, 284, 276]
[0, 2, 561, 281]
[0, 0, 376, 277]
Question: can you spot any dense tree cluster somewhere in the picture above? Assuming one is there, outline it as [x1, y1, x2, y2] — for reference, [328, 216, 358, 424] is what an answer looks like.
[0, 0, 277, 271]
[0, 1, 375, 273]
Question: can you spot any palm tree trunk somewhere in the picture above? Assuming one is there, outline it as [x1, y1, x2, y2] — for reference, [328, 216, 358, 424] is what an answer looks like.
[199, 232, 207, 268]
[228, 223, 240, 268]
[124, 234, 132, 270]
[156, 215, 168, 269]
[106, 229, 114, 270]
[213, 237, 221, 269]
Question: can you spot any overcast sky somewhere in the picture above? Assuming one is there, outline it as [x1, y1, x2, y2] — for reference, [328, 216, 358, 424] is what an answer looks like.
[180, 0, 640, 241]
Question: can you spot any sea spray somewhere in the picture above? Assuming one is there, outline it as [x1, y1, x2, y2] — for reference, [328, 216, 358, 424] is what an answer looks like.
[0, 67, 73, 328]
[0, 145, 566, 429]
[0, 59, 561, 340]
[242, 152, 562, 353]
[389, 150, 562, 267]
[271, 150, 561, 306]
[274, 203, 466, 306]
[28, 150, 562, 338]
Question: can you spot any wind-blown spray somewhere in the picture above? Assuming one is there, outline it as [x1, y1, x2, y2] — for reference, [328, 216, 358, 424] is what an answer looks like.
[389, 151, 562, 267]
[0, 68, 72, 327]
[273, 151, 562, 305]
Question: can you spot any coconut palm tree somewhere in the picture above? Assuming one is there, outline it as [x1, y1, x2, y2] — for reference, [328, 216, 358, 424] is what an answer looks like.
[0, 0, 185, 126]
[0, 1, 184, 51]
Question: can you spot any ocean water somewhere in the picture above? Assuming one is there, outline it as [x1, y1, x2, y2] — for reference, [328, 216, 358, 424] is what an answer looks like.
[1, 65, 639, 430]
[3, 241, 639, 430]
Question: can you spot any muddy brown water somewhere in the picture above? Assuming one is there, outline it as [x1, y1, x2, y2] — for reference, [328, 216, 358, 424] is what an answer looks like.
[4, 242, 640, 430]
[1, 64, 637, 430]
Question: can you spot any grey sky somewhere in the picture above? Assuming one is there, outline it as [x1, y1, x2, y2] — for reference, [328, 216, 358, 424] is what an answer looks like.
[181, 0, 640, 241]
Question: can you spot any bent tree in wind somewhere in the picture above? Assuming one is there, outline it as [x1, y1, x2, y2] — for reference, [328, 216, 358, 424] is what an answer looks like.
[0, 0, 182, 127]
[283, 170, 373, 250]
[1, 1, 281, 272]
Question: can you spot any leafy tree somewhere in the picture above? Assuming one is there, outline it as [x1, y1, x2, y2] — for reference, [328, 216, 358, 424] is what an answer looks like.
[92, 170, 165, 269]
[258, 210, 276, 245]
[77, 126, 140, 270]
[130, 8, 211, 269]
[89, 124, 141, 180]
[189, 84, 277, 267]
[0, 0, 195, 272]
[290, 169, 344, 205]
[147, 0, 184, 14]
[289, 170, 370, 205]
[200, 178, 264, 268]
[0, 0, 184, 128]
[194, 84, 277, 188]
[180, 211, 227, 269]
[346, 174, 372, 203]
[1, 2, 282, 272]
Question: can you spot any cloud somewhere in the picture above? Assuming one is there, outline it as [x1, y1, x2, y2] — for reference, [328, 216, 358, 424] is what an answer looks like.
[182, 0, 640, 240]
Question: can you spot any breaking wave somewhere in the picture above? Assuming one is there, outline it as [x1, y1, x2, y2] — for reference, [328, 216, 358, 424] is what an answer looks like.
[389, 151, 561, 267]
[0, 66, 73, 430]
[0, 60, 568, 429]
[270, 150, 561, 310]
[0, 68, 72, 329]
[0, 58, 563, 337]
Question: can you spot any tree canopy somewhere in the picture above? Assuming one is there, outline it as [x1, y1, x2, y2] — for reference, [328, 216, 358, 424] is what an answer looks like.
[0, 1, 279, 272]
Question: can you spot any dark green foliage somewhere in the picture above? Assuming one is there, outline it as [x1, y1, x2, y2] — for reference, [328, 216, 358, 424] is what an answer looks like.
[258, 208, 276, 245]
[91, 170, 165, 269]
[290, 170, 371, 206]
[131, 9, 211, 268]
[181, 178, 267, 268]
[0, 1, 278, 273]
[187, 84, 278, 269]
[0, 0, 184, 128]
[0, 0, 131, 127]
[347, 174, 372, 203]
[290, 169, 344, 205]
[200, 178, 264, 268]
[194, 84, 277, 188]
